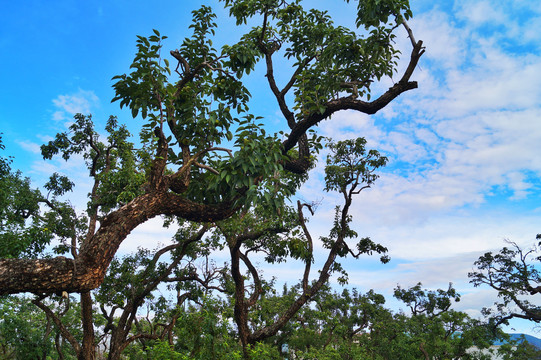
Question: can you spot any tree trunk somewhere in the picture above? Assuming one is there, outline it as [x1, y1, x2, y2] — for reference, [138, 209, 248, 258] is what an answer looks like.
[79, 292, 96, 360]
[107, 331, 127, 360]
[230, 245, 251, 359]
[107, 304, 134, 360]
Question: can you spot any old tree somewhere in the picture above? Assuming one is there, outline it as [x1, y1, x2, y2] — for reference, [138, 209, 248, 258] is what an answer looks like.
[0, 0, 423, 357]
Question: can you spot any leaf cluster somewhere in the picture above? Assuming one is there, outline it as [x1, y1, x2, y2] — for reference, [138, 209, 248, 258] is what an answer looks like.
[0, 136, 82, 258]
[41, 114, 144, 215]
[394, 282, 460, 317]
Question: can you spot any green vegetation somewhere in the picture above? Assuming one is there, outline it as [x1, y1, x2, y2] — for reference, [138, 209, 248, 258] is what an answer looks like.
[0, 282, 532, 359]
[1, 0, 539, 359]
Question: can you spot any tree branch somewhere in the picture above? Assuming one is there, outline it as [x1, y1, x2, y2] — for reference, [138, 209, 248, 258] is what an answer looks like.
[32, 297, 82, 355]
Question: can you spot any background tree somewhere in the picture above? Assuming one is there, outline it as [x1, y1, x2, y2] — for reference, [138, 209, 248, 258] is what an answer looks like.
[386, 283, 500, 360]
[284, 286, 388, 360]
[502, 335, 541, 360]
[0, 295, 83, 360]
[0, 133, 77, 260]
[469, 235, 541, 326]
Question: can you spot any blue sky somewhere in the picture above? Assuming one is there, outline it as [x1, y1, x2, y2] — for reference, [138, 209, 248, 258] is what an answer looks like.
[2, 0, 541, 335]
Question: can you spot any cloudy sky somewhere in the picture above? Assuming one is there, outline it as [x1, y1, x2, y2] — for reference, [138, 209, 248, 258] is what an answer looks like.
[1, 0, 540, 335]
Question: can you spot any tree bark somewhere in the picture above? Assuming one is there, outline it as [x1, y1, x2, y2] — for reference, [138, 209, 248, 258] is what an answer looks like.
[230, 243, 251, 359]
[0, 191, 234, 295]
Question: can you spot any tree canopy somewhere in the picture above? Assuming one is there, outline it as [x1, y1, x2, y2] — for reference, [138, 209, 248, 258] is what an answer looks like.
[0, 1, 427, 359]
[0, 0, 423, 296]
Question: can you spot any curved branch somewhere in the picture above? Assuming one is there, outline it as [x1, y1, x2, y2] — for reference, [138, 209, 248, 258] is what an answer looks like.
[283, 79, 419, 153]
[282, 40, 424, 160]
[262, 48, 296, 128]
[239, 251, 262, 307]
[298, 201, 314, 293]
[0, 192, 234, 295]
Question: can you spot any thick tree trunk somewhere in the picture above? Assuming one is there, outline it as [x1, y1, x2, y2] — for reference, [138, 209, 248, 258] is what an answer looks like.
[107, 300, 137, 360]
[0, 191, 234, 295]
[107, 330, 127, 360]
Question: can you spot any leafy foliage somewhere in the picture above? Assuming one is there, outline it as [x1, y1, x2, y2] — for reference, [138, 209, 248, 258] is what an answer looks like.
[0, 295, 81, 360]
[0, 135, 80, 258]
[41, 114, 144, 214]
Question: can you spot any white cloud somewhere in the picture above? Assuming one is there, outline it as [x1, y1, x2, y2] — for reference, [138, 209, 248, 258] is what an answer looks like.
[18, 89, 102, 202]
[455, 1, 507, 28]
[440, 53, 541, 117]
[410, 9, 466, 70]
[52, 110, 65, 121]
[522, 15, 541, 45]
[506, 173, 533, 200]
[454, 0, 541, 49]
[16, 140, 41, 154]
[52, 89, 99, 122]
[312, 0, 541, 226]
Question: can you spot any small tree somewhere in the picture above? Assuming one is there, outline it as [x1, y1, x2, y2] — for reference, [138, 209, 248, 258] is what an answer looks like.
[469, 235, 541, 326]
[218, 138, 389, 357]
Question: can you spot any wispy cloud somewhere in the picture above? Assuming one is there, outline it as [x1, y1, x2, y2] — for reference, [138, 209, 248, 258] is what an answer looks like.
[15, 90, 102, 206]
[314, 0, 541, 229]
[52, 89, 99, 123]
[16, 140, 41, 154]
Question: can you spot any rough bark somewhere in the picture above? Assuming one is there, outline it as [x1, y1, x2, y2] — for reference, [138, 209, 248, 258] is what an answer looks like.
[0, 191, 234, 295]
